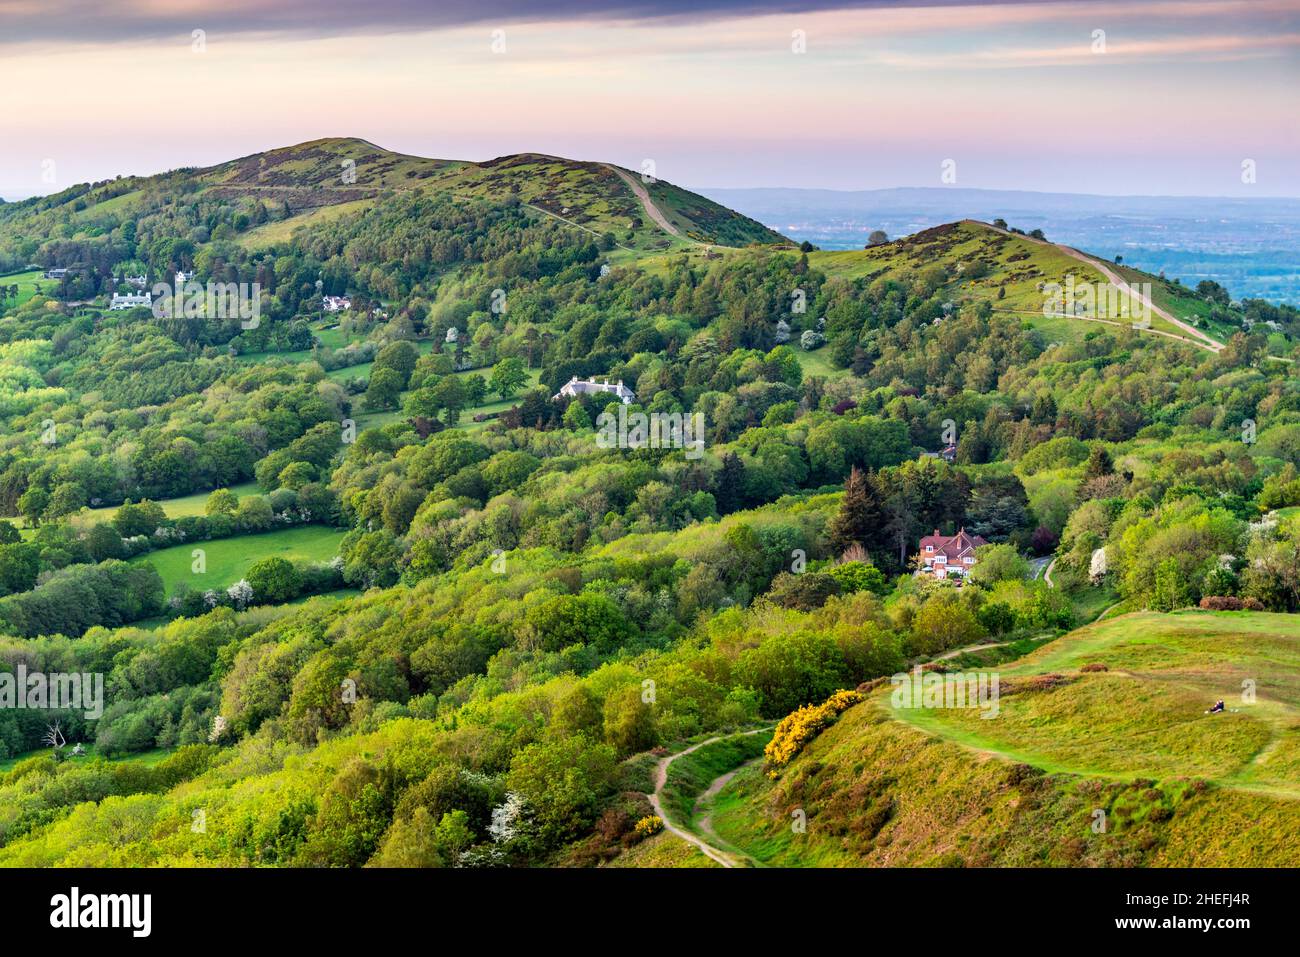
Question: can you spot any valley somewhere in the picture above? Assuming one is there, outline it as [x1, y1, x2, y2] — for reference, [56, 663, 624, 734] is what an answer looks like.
[0, 134, 1295, 873]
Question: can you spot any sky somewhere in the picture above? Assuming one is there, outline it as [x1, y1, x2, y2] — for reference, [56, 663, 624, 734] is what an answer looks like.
[1, 0, 1297, 198]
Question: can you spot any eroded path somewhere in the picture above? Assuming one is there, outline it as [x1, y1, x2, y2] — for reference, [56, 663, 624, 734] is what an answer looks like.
[606, 164, 697, 243]
[646, 728, 769, 868]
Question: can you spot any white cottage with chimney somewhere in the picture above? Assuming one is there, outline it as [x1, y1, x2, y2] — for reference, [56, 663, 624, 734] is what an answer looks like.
[552, 376, 635, 405]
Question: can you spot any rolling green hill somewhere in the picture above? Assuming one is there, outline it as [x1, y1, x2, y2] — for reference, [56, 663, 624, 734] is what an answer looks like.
[694, 610, 1300, 867]
[810, 220, 1222, 349]
[0, 137, 786, 256]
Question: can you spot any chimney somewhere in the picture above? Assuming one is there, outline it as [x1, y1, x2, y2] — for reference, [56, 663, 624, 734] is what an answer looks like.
[933, 529, 940, 537]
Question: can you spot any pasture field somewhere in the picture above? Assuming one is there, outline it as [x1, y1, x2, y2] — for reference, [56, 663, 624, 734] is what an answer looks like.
[136, 525, 346, 592]
[79, 482, 260, 523]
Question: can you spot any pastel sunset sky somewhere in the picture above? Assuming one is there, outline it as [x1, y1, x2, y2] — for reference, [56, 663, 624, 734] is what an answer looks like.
[2, 0, 1297, 197]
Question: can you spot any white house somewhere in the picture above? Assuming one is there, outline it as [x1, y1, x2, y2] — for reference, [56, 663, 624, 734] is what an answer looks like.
[175, 270, 195, 285]
[323, 295, 352, 313]
[109, 291, 152, 310]
[552, 376, 635, 405]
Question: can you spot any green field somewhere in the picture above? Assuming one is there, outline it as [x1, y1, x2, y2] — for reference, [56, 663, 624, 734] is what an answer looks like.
[0, 745, 176, 774]
[136, 525, 347, 593]
[888, 610, 1300, 793]
[0, 269, 54, 307]
[793, 345, 840, 380]
[79, 481, 260, 524]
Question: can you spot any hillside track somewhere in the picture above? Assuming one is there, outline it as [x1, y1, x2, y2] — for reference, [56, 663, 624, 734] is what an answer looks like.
[981, 220, 1224, 353]
[646, 728, 770, 868]
[606, 164, 700, 244]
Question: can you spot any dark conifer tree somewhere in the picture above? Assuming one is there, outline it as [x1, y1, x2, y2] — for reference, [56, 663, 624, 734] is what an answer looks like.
[715, 452, 745, 515]
[828, 466, 882, 558]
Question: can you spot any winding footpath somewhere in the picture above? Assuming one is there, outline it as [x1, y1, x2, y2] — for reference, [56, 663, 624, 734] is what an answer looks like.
[1057, 243, 1223, 352]
[646, 728, 769, 868]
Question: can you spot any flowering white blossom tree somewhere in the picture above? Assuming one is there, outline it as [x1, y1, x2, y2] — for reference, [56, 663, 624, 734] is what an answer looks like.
[227, 579, 254, 609]
[209, 714, 228, 743]
[488, 792, 526, 844]
[1089, 547, 1108, 584]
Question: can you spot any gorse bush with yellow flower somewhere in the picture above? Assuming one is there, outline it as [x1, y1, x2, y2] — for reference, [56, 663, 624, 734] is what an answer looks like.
[634, 815, 664, 838]
[764, 689, 864, 775]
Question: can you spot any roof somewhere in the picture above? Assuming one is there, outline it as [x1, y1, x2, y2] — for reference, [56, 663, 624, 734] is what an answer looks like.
[553, 376, 635, 402]
[918, 527, 989, 563]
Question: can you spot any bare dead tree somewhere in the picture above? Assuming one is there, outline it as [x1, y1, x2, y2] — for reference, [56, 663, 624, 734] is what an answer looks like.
[43, 721, 65, 752]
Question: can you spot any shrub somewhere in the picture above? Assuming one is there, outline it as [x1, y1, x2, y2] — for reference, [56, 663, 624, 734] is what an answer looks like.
[767, 571, 841, 611]
[826, 561, 888, 596]
[633, 815, 663, 839]
[764, 689, 864, 774]
[1199, 595, 1263, 611]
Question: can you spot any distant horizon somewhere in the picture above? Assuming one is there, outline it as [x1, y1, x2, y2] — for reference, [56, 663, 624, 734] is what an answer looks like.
[4, 139, 1300, 205]
[3, 0, 1296, 199]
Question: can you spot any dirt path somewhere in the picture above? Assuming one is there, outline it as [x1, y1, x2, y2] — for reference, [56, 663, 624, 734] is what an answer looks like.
[981, 220, 1223, 353]
[1095, 602, 1126, 622]
[992, 307, 1219, 352]
[1056, 244, 1223, 352]
[647, 728, 769, 868]
[522, 201, 635, 251]
[1043, 558, 1056, 588]
[693, 757, 764, 863]
[605, 164, 697, 243]
[932, 640, 1015, 662]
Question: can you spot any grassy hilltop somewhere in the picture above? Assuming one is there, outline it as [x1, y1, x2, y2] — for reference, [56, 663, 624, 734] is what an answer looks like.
[0, 137, 787, 257]
[696, 610, 1300, 867]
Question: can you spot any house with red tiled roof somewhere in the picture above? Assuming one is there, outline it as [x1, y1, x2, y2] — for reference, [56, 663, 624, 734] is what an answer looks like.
[917, 527, 988, 580]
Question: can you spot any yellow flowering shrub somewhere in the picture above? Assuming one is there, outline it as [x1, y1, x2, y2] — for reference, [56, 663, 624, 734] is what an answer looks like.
[634, 815, 664, 838]
[764, 689, 864, 776]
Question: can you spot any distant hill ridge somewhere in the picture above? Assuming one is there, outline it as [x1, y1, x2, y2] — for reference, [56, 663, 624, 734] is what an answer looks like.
[3, 137, 787, 252]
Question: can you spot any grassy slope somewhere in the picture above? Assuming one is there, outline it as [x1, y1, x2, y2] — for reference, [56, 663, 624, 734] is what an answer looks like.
[5, 138, 784, 254]
[78, 481, 260, 524]
[811, 221, 1195, 345]
[659, 732, 772, 826]
[643, 176, 787, 247]
[0, 746, 176, 773]
[705, 610, 1300, 867]
[237, 199, 375, 251]
[136, 525, 346, 593]
[0, 269, 53, 307]
[601, 831, 722, 868]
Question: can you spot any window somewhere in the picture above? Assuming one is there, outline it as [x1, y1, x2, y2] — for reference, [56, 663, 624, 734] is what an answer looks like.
[925, 545, 933, 552]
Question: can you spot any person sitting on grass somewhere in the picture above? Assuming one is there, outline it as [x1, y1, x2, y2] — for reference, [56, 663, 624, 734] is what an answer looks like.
[1207, 700, 1225, 714]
